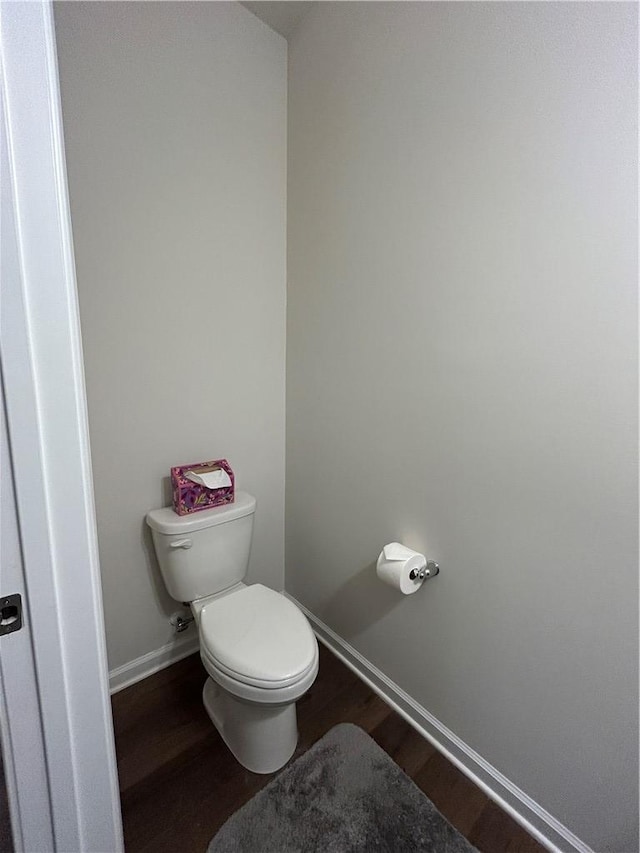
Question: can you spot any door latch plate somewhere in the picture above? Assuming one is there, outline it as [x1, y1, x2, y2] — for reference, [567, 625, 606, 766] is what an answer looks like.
[0, 594, 22, 635]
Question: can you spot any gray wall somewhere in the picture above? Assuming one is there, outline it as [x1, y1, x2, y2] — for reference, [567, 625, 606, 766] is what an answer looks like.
[54, 1, 287, 671]
[286, 4, 638, 851]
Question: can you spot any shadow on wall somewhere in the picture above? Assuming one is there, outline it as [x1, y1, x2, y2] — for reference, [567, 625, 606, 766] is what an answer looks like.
[161, 475, 172, 507]
[319, 561, 404, 640]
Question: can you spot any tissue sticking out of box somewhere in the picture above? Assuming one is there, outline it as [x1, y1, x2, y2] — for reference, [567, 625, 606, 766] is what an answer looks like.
[184, 467, 232, 490]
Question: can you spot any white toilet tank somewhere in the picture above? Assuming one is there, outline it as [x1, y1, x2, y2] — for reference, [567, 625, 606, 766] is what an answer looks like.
[146, 491, 256, 602]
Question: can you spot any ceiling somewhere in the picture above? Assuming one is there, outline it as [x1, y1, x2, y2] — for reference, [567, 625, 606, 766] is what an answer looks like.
[240, 2, 314, 40]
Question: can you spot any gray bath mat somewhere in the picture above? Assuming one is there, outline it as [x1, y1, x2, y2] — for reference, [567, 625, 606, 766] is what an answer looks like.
[208, 723, 478, 853]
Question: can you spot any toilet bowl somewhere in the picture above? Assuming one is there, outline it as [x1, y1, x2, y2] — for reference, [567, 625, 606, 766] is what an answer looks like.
[193, 582, 318, 772]
[146, 493, 319, 774]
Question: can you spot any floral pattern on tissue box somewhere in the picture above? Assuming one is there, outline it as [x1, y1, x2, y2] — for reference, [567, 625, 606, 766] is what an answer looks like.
[171, 459, 235, 516]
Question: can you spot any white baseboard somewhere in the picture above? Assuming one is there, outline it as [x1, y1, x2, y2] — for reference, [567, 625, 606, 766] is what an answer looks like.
[285, 593, 593, 853]
[109, 634, 200, 694]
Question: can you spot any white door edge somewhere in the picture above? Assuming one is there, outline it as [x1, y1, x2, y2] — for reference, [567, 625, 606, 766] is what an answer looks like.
[0, 2, 124, 850]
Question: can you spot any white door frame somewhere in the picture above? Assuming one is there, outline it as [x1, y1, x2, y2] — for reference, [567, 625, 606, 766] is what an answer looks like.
[1, 80, 56, 853]
[0, 2, 123, 850]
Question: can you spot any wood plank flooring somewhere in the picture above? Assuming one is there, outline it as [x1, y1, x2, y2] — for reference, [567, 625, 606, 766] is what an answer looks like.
[111, 645, 546, 853]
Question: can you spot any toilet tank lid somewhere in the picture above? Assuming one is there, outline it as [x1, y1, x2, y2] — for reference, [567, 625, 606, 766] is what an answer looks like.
[146, 491, 256, 534]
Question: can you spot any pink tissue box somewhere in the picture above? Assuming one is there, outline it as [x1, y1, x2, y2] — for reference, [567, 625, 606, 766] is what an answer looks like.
[171, 459, 235, 516]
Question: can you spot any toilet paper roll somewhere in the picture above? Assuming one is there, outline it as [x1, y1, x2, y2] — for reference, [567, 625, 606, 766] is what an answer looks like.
[376, 542, 426, 595]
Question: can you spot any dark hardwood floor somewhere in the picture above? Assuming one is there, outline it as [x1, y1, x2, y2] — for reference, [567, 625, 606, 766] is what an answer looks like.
[111, 645, 546, 853]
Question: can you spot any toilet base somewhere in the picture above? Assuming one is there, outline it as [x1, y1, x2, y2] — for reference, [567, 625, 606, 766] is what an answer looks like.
[202, 677, 298, 774]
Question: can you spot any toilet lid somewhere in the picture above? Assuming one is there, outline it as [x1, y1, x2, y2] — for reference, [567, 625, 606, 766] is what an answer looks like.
[199, 584, 317, 688]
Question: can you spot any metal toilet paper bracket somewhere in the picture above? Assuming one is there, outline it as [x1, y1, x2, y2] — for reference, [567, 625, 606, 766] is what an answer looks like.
[409, 560, 440, 581]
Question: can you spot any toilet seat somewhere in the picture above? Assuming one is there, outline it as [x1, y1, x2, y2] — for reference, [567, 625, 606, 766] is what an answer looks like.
[201, 645, 319, 705]
[198, 584, 318, 690]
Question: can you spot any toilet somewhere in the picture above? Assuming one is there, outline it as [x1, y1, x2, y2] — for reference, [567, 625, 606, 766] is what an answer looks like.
[146, 492, 318, 774]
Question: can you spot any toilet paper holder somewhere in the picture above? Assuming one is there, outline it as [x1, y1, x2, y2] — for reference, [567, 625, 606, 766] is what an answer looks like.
[409, 560, 440, 581]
